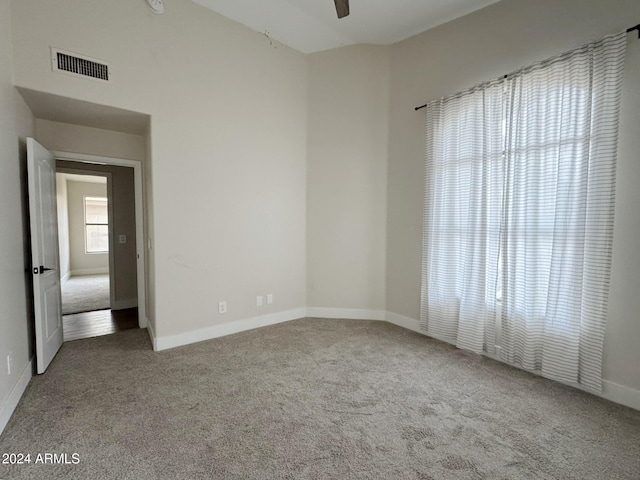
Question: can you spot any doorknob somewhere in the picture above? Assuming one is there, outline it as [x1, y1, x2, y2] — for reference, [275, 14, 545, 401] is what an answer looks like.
[38, 266, 55, 274]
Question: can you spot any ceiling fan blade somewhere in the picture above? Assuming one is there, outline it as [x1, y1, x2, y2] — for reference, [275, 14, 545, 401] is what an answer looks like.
[334, 0, 350, 19]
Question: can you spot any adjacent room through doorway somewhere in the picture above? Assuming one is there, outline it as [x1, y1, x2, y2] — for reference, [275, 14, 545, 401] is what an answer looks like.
[57, 173, 110, 315]
[55, 167, 139, 342]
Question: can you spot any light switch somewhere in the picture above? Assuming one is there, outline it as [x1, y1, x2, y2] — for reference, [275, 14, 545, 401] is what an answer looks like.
[119, 234, 127, 244]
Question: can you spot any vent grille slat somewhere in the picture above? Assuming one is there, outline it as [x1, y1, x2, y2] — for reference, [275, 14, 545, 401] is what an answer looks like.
[53, 49, 109, 82]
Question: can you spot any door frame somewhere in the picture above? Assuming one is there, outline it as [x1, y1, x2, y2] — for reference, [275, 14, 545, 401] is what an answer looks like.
[52, 151, 147, 328]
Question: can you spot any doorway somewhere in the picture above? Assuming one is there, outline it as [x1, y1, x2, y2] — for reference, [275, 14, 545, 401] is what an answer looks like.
[54, 153, 147, 343]
[26, 138, 148, 373]
[54, 170, 138, 341]
[19, 93, 151, 372]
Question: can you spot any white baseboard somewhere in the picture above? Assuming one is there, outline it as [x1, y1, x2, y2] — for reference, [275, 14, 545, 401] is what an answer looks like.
[0, 359, 33, 436]
[304, 309, 422, 334]
[480, 349, 640, 411]
[154, 308, 307, 351]
[146, 318, 157, 351]
[601, 380, 640, 411]
[385, 311, 422, 333]
[154, 307, 392, 351]
[380, 311, 640, 411]
[305, 307, 386, 321]
[70, 268, 109, 276]
[306, 309, 425, 336]
[149, 305, 640, 412]
[111, 298, 138, 311]
[61, 271, 71, 286]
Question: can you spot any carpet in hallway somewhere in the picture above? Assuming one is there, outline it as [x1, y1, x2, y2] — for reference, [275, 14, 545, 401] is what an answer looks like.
[61, 274, 110, 315]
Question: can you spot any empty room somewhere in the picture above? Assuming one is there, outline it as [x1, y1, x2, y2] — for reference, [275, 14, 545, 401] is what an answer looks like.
[1, 0, 639, 478]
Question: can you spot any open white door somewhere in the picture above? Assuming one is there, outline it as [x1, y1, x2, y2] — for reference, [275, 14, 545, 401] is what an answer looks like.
[27, 138, 63, 374]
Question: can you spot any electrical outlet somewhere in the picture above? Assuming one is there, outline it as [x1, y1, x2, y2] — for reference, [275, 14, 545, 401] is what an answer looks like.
[266, 294, 273, 305]
[256, 296, 263, 307]
[7, 353, 13, 375]
[218, 301, 227, 314]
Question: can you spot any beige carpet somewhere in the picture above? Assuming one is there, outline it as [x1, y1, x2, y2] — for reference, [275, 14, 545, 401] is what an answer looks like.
[61, 274, 110, 315]
[1, 318, 639, 479]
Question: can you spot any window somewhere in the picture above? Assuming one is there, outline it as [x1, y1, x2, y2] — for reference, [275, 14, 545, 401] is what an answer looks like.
[421, 32, 626, 392]
[421, 79, 505, 354]
[84, 196, 109, 253]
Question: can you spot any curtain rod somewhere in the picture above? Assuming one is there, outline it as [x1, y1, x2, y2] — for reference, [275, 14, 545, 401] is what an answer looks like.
[414, 23, 640, 112]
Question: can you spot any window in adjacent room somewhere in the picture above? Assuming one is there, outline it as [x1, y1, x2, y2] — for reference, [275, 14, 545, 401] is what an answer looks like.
[84, 196, 109, 253]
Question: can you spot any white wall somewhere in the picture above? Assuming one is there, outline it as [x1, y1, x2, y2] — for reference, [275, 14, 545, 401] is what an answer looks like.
[10, 0, 308, 338]
[0, 0, 34, 432]
[386, 0, 640, 391]
[55, 173, 70, 282]
[307, 45, 390, 311]
[606, 36, 640, 391]
[66, 180, 109, 274]
[35, 119, 145, 161]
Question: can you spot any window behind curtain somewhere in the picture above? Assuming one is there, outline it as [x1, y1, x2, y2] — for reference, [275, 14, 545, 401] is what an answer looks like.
[84, 196, 109, 253]
[421, 79, 504, 355]
[421, 32, 626, 392]
[500, 33, 626, 391]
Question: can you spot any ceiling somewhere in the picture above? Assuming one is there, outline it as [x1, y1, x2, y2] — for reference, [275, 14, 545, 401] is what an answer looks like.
[191, 0, 501, 53]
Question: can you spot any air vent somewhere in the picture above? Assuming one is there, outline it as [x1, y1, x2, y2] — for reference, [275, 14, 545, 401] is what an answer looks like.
[51, 48, 110, 82]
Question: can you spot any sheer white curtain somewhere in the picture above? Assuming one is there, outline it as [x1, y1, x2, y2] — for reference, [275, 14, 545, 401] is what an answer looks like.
[421, 80, 504, 354]
[500, 33, 626, 392]
[421, 32, 626, 392]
